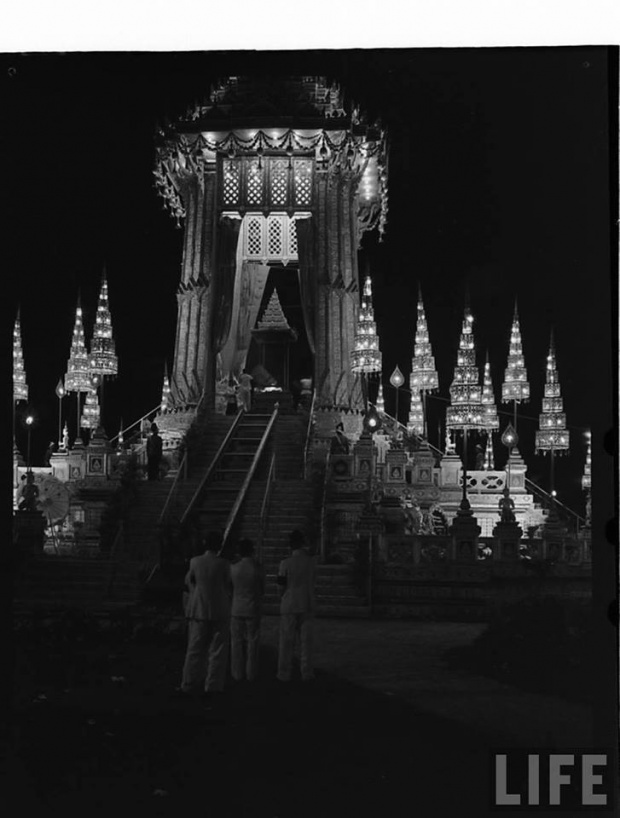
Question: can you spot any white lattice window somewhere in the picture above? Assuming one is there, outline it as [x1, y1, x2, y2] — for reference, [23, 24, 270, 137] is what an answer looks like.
[222, 160, 240, 205]
[288, 217, 298, 256]
[267, 217, 284, 256]
[270, 159, 288, 206]
[246, 160, 263, 206]
[241, 214, 304, 264]
[293, 160, 312, 206]
[247, 217, 263, 256]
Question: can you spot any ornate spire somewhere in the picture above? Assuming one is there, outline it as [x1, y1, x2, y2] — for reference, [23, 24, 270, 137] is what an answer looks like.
[161, 362, 172, 412]
[410, 284, 438, 393]
[535, 331, 569, 454]
[257, 288, 291, 331]
[502, 300, 530, 403]
[80, 386, 101, 429]
[351, 275, 382, 374]
[407, 389, 424, 435]
[376, 383, 385, 414]
[582, 429, 592, 490]
[64, 295, 92, 393]
[446, 305, 485, 430]
[481, 352, 499, 432]
[13, 309, 28, 402]
[90, 271, 118, 376]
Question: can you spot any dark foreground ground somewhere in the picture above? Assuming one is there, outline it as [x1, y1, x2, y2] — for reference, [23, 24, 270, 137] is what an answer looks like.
[2, 616, 606, 817]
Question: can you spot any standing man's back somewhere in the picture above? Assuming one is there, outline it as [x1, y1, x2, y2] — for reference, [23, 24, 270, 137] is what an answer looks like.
[231, 538, 264, 681]
[277, 530, 317, 682]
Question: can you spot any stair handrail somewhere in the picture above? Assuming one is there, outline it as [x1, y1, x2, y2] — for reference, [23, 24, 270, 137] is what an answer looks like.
[180, 408, 246, 526]
[109, 404, 162, 446]
[257, 452, 277, 563]
[524, 477, 585, 529]
[158, 450, 188, 525]
[303, 388, 317, 479]
[380, 410, 444, 459]
[220, 405, 280, 554]
[319, 451, 330, 563]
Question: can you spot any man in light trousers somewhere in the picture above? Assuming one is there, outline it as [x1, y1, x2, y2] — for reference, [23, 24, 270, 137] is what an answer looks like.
[230, 538, 264, 681]
[277, 529, 317, 683]
[180, 531, 231, 695]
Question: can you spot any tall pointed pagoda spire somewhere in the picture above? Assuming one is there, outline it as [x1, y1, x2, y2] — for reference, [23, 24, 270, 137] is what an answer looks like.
[351, 275, 382, 374]
[13, 309, 28, 402]
[502, 300, 530, 427]
[446, 304, 484, 429]
[409, 284, 438, 439]
[65, 294, 92, 392]
[410, 284, 438, 392]
[376, 382, 385, 414]
[80, 385, 101, 429]
[481, 351, 499, 469]
[535, 331, 569, 455]
[257, 287, 292, 331]
[161, 361, 172, 412]
[407, 390, 424, 435]
[90, 269, 118, 376]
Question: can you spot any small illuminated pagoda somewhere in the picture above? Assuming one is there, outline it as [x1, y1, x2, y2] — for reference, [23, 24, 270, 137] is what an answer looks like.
[155, 76, 388, 412]
[409, 286, 438, 433]
[502, 301, 530, 427]
[80, 387, 101, 430]
[351, 275, 382, 375]
[407, 390, 424, 436]
[89, 272, 118, 377]
[535, 333, 569, 456]
[13, 310, 28, 403]
[65, 297, 92, 393]
[160, 363, 172, 412]
[446, 305, 484, 432]
[376, 383, 385, 414]
[481, 352, 499, 469]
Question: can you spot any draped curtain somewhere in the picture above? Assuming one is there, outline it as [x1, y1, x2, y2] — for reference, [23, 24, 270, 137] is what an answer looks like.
[212, 216, 241, 354]
[295, 217, 316, 356]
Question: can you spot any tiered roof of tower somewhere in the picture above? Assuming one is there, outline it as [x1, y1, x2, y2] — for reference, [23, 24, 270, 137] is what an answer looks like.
[154, 75, 388, 234]
[407, 391, 424, 436]
[481, 353, 499, 432]
[80, 388, 100, 429]
[13, 310, 28, 402]
[535, 332, 569, 454]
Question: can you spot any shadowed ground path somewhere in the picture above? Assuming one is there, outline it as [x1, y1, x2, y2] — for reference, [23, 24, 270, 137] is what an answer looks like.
[5, 617, 594, 817]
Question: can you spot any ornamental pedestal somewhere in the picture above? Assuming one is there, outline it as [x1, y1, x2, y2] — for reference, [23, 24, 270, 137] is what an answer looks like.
[448, 504, 481, 562]
[492, 520, 523, 561]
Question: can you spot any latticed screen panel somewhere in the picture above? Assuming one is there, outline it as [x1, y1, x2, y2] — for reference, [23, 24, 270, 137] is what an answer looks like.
[270, 159, 289, 207]
[293, 160, 312, 206]
[222, 160, 240, 205]
[267, 217, 284, 256]
[246, 160, 264, 206]
[246, 217, 263, 257]
[288, 217, 298, 256]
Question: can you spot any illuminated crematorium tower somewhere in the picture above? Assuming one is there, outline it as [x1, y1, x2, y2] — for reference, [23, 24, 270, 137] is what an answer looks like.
[154, 76, 388, 414]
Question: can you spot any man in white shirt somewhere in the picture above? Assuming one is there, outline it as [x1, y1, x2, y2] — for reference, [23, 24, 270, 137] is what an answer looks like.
[180, 531, 232, 695]
[230, 538, 264, 682]
[277, 529, 317, 683]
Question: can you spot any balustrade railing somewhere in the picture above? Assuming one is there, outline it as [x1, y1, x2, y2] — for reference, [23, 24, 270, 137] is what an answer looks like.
[220, 405, 279, 555]
[380, 411, 443, 460]
[303, 389, 317, 479]
[525, 477, 585, 530]
[257, 452, 277, 563]
[109, 404, 162, 446]
[180, 408, 245, 526]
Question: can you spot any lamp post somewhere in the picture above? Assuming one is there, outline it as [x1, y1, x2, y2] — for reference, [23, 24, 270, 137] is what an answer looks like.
[25, 414, 34, 470]
[582, 429, 592, 529]
[390, 365, 404, 430]
[501, 422, 518, 496]
[55, 378, 65, 448]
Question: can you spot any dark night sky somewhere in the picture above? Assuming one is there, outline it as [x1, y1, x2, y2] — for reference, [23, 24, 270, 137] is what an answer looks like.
[3, 47, 617, 514]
